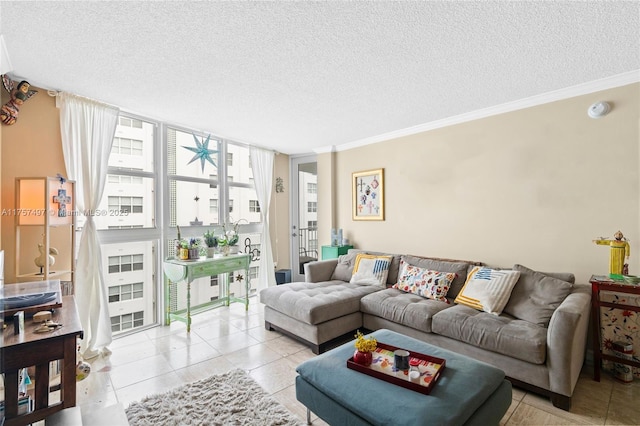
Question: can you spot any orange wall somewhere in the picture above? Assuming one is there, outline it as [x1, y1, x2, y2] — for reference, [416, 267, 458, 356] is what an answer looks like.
[1, 87, 67, 281]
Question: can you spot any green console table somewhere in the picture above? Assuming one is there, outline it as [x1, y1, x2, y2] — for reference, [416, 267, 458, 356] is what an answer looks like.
[321, 245, 353, 260]
[163, 254, 251, 332]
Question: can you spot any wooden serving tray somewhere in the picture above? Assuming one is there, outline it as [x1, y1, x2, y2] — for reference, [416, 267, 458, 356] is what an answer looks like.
[347, 342, 445, 395]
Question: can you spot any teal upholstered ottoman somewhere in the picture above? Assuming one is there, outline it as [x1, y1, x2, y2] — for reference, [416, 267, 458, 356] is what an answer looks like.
[296, 329, 512, 426]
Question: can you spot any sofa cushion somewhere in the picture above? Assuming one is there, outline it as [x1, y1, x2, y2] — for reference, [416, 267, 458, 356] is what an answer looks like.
[502, 264, 574, 327]
[360, 289, 451, 333]
[455, 266, 520, 315]
[332, 250, 401, 285]
[331, 252, 358, 282]
[350, 253, 392, 286]
[259, 280, 380, 325]
[402, 255, 471, 300]
[392, 260, 456, 303]
[432, 305, 547, 364]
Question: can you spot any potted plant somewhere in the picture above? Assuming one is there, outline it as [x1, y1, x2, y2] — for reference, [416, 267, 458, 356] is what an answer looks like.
[178, 238, 200, 260]
[217, 219, 244, 256]
[203, 230, 218, 258]
[353, 330, 377, 366]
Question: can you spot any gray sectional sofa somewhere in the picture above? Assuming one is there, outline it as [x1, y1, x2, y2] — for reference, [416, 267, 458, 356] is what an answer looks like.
[260, 249, 591, 410]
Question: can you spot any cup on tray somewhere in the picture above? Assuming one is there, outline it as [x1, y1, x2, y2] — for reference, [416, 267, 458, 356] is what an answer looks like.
[394, 349, 410, 371]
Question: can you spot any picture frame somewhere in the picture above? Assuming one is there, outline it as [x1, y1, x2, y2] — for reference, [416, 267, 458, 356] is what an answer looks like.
[352, 168, 384, 221]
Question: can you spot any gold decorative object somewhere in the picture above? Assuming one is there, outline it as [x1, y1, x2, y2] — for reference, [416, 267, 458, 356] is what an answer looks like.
[593, 230, 630, 276]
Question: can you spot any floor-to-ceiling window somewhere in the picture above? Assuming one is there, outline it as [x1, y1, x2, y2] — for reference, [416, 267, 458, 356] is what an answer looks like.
[87, 116, 265, 336]
[89, 114, 160, 335]
[165, 127, 262, 313]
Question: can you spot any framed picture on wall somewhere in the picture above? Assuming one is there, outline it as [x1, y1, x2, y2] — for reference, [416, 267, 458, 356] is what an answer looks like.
[352, 168, 384, 221]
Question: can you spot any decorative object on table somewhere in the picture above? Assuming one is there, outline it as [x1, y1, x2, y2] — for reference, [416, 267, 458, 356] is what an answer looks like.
[330, 228, 337, 246]
[593, 231, 630, 277]
[352, 168, 384, 221]
[203, 229, 218, 258]
[34, 319, 62, 333]
[217, 219, 244, 256]
[1, 74, 37, 125]
[275, 177, 284, 193]
[177, 238, 200, 260]
[623, 275, 640, 285]
[13, 310, 24, 335]
[182, 133, 218, 173]
[34, 241, 59, 275]
[125, 369, 300, 426]
[394, 349, 410, 371]
[33, 310, 52, 323]
[353, 330, 377, 366]
[337, 228, 343, 246]
[346, 341, 446, 395]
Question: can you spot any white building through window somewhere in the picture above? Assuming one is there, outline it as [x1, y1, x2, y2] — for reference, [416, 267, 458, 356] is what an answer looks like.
[111, 311, 144, 332]
[96, 114, 266, 337]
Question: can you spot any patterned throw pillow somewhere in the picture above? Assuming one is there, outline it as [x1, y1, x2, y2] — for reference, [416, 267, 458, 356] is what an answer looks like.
[392, 260, 456, 303]
[454, 266, 521, 315]
[349, 253, 392, 286]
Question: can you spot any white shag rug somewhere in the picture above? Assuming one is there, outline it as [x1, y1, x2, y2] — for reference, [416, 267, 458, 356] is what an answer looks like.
[125, 369, 302, 426]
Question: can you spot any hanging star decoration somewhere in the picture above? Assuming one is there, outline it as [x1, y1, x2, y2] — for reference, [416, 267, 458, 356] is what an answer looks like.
[235, 273, 244, 283]
[182, 134, 218, 172]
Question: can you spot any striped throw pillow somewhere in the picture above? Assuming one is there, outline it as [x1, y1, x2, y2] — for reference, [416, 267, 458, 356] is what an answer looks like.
[455, 266, 521, 315]
[350, 253, 392, 286]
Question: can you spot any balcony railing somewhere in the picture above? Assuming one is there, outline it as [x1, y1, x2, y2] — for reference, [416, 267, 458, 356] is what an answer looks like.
[298, 227, 318, 274]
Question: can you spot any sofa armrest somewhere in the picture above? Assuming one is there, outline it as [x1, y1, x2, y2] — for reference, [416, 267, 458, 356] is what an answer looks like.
[546, 284, 591, 397]
[304, 259, 339, 283]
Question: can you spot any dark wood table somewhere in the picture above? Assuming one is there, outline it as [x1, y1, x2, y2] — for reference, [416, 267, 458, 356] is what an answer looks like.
[589, 275, 640, 381]
[1, 295, 83, 425]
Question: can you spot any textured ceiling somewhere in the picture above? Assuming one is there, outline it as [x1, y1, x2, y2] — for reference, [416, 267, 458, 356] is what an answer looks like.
[1, 1, 638, 154]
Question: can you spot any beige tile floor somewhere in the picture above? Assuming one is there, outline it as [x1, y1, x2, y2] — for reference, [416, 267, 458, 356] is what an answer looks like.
[78, 300, 640, 425]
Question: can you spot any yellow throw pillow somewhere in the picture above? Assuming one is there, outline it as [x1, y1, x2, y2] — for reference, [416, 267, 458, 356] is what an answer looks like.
[455, 266, 521, 315]
[350, 253, 392, 286]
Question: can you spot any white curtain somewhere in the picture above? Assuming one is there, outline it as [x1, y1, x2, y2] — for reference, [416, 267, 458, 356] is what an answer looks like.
[58, 92, 119, 359]
[250, 147, 276, 295]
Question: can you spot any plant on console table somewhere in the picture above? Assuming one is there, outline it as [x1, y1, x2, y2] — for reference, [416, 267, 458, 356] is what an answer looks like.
[203, 230, 218, 258]
[217, 219, 244, 256]
[178, 238, 201, 260]
[353, 330, 377, 366]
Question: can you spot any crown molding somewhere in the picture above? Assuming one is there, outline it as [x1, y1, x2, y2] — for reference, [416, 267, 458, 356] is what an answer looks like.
[313, 145, 337, 154]
[326, 70, 640, 153]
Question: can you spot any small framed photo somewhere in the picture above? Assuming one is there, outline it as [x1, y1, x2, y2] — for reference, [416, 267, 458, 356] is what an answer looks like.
[352, 168, 384, 221]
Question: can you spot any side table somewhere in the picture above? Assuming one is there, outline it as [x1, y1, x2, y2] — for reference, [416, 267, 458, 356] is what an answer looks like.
[321, 245, 353, 260]
[163, 254, 251, 332]
[1, 295, 83, 426]
[589, 275, 640, 381]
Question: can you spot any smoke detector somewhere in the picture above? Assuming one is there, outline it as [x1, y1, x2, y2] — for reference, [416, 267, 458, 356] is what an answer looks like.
[588, 101, 610, 119]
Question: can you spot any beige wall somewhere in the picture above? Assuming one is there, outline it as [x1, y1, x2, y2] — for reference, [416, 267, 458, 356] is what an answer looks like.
[323, 83, 640, 284]
[1, 87, 68, 282]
